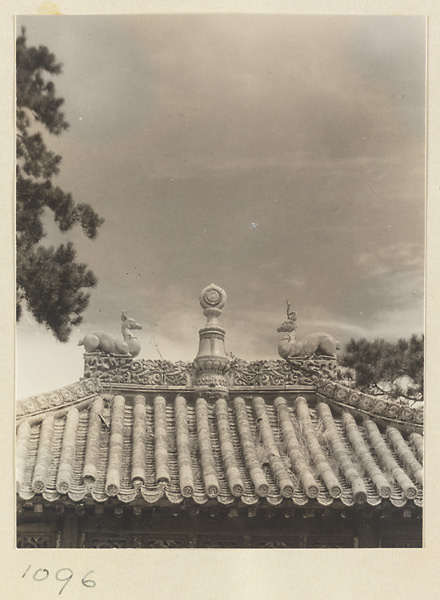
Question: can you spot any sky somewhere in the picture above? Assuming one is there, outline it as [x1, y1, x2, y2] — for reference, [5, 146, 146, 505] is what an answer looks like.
[16, 14, 426, 399]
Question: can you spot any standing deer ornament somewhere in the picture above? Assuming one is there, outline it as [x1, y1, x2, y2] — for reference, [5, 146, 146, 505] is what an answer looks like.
[78, 311, 142, 358]
[277, 300, 340, 360]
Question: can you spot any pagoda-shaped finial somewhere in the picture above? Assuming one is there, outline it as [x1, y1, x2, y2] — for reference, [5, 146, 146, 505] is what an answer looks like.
[193, 284, 229, 392]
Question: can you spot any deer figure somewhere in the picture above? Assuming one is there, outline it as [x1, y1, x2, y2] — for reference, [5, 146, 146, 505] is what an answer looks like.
[277, 300, 340, 359]
[78, 311, 142, 357]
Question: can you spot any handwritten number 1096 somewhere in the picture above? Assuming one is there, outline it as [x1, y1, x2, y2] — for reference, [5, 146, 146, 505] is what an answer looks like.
[22, 565, 96, 595]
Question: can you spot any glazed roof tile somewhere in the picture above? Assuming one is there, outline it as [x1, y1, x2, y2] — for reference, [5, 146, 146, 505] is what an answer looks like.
[16, 389, 423, 509]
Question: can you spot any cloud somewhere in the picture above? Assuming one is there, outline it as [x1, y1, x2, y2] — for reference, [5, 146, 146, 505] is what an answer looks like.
[355, 242, 424, 308]
[16, 15, 425, 395]
[356, 241, 424, 269]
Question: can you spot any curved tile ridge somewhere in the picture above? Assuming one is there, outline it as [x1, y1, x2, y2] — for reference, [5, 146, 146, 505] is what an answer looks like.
[410, 432, 424, 463]
[106, 395, 125, 496]
[82, 396, 104, 486]
[16, 421, 31, 492]
[132, 395, 146, 487]
[233, 397, 269, 497]
[117, 400, 138, 504]
[140, 397, 165, 503]
[214, 398, 244, 497]
[65, 411, 87, 502]
[315, 378, 423, 427]
[387, 427, 423, 486]
[32, 414, 55, 493]
[154, 396, 169, 483]
[252, 397, 294, 498]
[17, 423, 41, 501]
[295, 396, 342, 498]
[175, 396, 195, 498]
[364, 418, 417, 500]
[16, 378, 102, 421]
[317, 403, 367, 503]
[56, 407, 79, 494]
[274, 397, 319, 499]
[341, 412, 391, 498]
[196, 398, 220, 498]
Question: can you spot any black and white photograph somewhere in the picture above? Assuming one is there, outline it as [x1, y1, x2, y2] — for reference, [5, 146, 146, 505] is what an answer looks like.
[15, 12, 425, 552]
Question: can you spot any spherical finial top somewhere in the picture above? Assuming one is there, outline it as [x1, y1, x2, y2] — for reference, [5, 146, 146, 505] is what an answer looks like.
[199, 283, 226, 311]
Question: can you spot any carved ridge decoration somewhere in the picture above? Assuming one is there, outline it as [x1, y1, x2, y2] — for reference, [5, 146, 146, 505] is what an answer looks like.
[16, 378, 102, 419]
[315, 378, 423, 426]
[83, 353, 194, 386]
[83, 354, 333, 387]
[287, 357, 339, 379]
[228, 356, 340, 386]
[83, 353, 345, 388]
[228, 358, 311, 386]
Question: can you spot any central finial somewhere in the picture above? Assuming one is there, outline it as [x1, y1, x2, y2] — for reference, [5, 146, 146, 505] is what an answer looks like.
[199, 283, 227, 325]
[194, 284, 229, 393]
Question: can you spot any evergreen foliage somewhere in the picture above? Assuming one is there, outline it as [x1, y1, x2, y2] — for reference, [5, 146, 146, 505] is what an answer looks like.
[16, 28, 104, 341]
[341, 335, 424, 402]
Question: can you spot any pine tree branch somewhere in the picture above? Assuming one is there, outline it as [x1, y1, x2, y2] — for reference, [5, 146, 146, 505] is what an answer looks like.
[15, 30, 103, 342]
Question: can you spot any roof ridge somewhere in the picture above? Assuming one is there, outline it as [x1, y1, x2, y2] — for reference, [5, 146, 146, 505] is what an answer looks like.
[16, 361, 423, 432]
[315, 378, 423, 430]
[16, 378, 102, 423]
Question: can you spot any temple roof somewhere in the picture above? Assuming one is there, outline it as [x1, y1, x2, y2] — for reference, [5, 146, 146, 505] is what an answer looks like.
[16, 376, 423, 510]
[16, 285, 423, 511]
